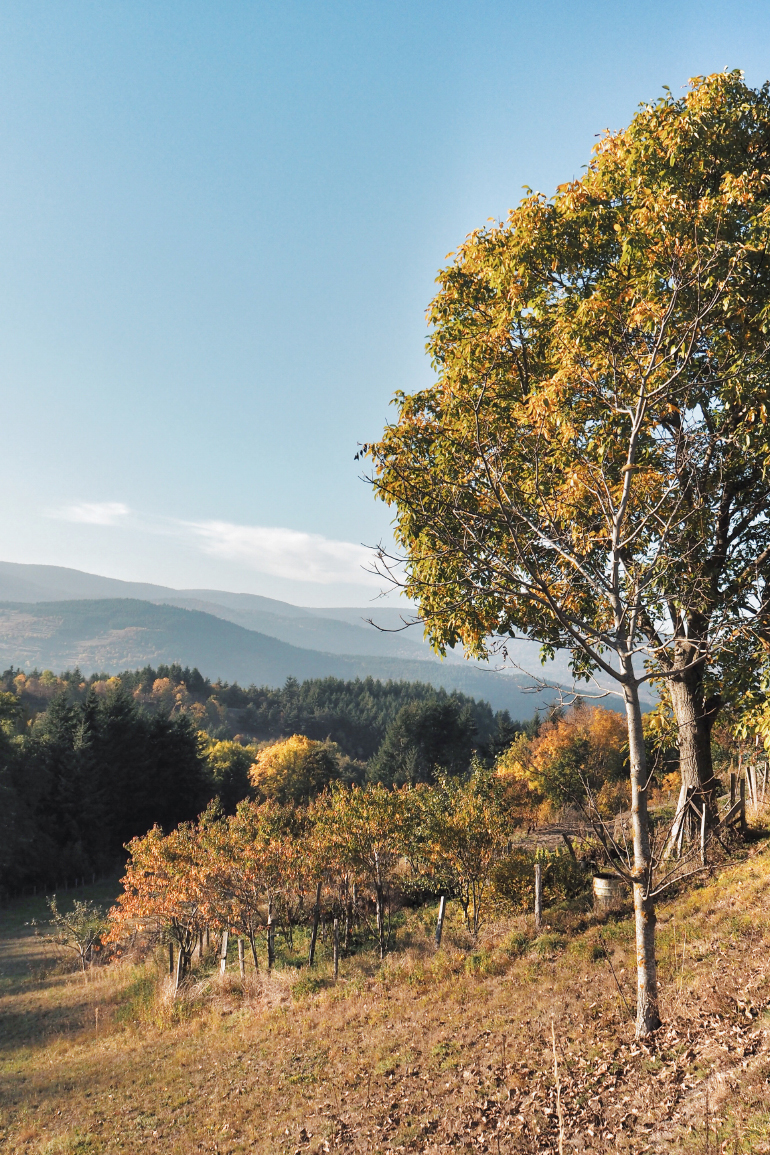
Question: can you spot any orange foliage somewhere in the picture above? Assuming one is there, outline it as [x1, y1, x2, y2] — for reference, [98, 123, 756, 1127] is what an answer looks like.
[497, 704, 627, 815]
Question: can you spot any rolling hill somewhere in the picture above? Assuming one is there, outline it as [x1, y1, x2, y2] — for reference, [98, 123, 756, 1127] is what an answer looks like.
[0, 563, 648, 713]
[0, 561, 437, 661]
[0, 598, 562, 717]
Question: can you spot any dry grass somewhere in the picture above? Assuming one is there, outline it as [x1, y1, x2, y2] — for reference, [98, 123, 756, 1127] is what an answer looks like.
[1, 842, 770, 1154]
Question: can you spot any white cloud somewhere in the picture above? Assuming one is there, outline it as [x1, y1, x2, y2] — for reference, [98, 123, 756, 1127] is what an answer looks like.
[185, 520, 378, 585]
[44, 501, 380, 588]
[53, 502, 131, 526]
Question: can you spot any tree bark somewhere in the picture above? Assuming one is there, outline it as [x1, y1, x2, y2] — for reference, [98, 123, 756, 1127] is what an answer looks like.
[174, 946, 189, 994]
[374, 850, 386, 959]
[267, 903, 275, 970]
[344, 876, 352, 956]
[375, 886, 385, 960]
[333, 917, 340, 979]
[534, 863, 543, 932]
[248, 932, 259, 971]
[624, 675, 661, 1039]
[308, 880, 322, 967]
[667, 664, 721, 853]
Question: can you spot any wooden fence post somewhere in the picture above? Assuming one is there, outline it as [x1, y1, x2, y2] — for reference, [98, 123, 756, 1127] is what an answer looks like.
[168, 941, 174, 977]
[344, 879, 353, 956]
[333, 917, 339, 980]
[435, 895, 447, 948]
[534, 863, 543, 932]
[308, 880, 322, 967]
[741, 776, 748, 835]
[238, 937, 245, 979]
[730, 772, 736, 808]
[219, 929, 229, 976]
[267, 916, 275, 971]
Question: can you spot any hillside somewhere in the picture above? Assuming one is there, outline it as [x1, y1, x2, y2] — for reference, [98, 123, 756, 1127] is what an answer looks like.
[0, 598, 561, 717]
[0, 562, 646, 702]
[1, 839, 769, 1153]
[0, 561, 437, 662]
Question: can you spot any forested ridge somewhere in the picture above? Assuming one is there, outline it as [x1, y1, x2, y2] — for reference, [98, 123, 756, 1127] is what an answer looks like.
[0, 664, 522, 896]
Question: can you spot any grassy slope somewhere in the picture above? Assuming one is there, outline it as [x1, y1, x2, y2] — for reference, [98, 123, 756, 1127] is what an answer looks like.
[1, 846, 769, 1155]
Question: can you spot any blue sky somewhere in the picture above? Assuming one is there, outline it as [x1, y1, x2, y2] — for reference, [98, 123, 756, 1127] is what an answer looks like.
[1, 0, 769, 604]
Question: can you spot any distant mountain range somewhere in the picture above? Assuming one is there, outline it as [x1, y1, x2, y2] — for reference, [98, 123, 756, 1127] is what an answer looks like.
[0, 562, 646, 716]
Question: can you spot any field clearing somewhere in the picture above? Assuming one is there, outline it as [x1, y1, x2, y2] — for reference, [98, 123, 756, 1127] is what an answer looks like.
[2, 850, 770, 1154]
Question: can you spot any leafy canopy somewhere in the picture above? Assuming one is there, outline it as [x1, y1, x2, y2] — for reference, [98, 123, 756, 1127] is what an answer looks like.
[368, 71, 770, 686]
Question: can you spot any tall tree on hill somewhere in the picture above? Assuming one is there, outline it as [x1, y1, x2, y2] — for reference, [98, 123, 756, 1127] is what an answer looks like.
[367, 696, 477, 785]
[92, 687, 151, 851]
[367, 72, 770, 1037]
[31, 693, 90, 880]
[146, 712, 210, 831]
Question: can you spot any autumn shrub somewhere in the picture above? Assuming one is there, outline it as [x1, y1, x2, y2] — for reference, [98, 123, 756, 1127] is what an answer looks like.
[532, 932, 566, 958]
[463, 948, 507, 977]
[204, 737, 261, 812]
[491, 847, 589, 910]
[415, 765, 508, 935]
[46, 896, 108, 973]
[596, 779, 631, 817]
[495, 705, 628, 816]
[115, 971, 160, 1025]
[500, 930, 531, 957]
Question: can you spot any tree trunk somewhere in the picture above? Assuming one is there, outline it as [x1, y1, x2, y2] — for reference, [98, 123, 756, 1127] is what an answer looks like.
[375, 885, 385, 960]
[333, 917, 340, 979]
[624, 675, 661, 1039]
[308, 880, 322, 967]
[374, 850, 386, 959]
[267, 902, 275, 970]
[667, 670, 721, 854]
[344, 877, 352, 956]
[174, 946, 188, 994]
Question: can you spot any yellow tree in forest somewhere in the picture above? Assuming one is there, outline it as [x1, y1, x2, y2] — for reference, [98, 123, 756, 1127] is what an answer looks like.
[249, 735, 341, 803]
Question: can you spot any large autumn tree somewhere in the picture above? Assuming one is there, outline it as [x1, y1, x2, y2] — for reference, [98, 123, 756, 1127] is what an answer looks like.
[367, 72, 770, 1037]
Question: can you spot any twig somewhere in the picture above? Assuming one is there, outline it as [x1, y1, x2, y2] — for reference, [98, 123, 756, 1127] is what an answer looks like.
[551, 1017, 565, 1155]
[597, 932, 633, 1021]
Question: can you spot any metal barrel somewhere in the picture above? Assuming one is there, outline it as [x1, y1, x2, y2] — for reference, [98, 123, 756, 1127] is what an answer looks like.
[592, 874, 629, 910]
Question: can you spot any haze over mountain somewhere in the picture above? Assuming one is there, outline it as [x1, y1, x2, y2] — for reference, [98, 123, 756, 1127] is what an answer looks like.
[0, 562, 646, 714]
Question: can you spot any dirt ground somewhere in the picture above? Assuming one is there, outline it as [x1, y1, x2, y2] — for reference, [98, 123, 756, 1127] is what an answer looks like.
[1, 848, 770, 1154]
